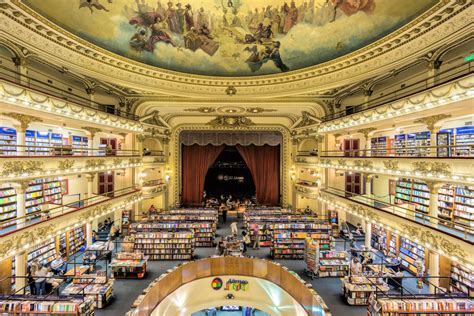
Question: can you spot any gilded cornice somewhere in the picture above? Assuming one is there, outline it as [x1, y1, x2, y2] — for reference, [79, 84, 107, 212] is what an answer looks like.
[2, 1, 470, 97]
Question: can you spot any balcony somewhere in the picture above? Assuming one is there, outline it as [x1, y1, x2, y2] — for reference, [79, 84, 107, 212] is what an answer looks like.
[321, 61, 473, 122]
[0, 187, 142, 261]
[142, 150, 166, 166]
[319, 187, 473, 267]
[295, 146, 473, 186]
[0, 146, 142, 182]
[142, 180, 166, 198]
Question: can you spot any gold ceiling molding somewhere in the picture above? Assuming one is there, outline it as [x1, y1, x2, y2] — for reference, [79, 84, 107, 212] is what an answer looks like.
[183, 107, 216, 113]
[1, 161, 44, 177]
[414, 113, 452, 132]
[2, 1, 469, 97]
[1, 112, 42, 131]
[57, 159, 75, 171]
[206, 116, 255, 128]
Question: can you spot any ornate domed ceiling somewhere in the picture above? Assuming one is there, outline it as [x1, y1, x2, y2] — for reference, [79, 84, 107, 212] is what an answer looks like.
[22, 0, 438, 77]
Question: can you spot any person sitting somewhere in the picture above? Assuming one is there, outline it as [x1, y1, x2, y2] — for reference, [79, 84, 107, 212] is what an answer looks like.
[83, 251, 97, 270]
[354, 223, 364, 235]
[92, 230, 98, 243]
[309, 148, 318, 156]
[303, 205, 312, 215]
[50, 255, 66, 275]
[148, 204, 157, 213]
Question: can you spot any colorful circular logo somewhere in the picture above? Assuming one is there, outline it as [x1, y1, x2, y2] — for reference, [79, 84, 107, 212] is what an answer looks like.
[211, 277, 223, 290]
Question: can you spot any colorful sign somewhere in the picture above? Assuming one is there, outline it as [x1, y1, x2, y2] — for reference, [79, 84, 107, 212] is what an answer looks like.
[211, 277, 223, 290]
[224, 278, 249, 292]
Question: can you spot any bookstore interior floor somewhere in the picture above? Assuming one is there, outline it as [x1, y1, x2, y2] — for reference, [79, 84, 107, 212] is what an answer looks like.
[90, 217, 426, 316]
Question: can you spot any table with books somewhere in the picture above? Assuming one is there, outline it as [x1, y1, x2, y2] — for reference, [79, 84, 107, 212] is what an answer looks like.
[109, 252, 148, 278]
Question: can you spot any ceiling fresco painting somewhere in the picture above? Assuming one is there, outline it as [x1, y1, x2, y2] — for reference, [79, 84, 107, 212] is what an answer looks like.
[22, 0, 438, 77]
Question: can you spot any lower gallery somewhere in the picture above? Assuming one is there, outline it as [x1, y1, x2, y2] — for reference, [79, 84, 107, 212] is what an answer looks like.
[0, 0, 473, 315]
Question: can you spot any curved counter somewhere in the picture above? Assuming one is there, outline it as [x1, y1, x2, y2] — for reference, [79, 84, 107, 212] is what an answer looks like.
[127, 256, 331, 316]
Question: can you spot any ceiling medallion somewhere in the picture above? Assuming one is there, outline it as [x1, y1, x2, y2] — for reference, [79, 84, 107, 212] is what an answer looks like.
[217, 106, 246, 115]
[183, 107, 216, 113]
[246, 107, 278, 114]
[225, 86, 237, 96]
[207, 116, 254, 128]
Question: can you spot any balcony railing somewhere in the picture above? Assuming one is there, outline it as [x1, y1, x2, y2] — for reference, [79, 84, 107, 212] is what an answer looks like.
[142, 179, 164, 187]
[298, 144, 474, 158]
[321, 186, 473, 243]
[322, 61, 473, 122]
[0, 144, 140, 157]
[0, 186, 139, 237]
[0, 60, 139, 120]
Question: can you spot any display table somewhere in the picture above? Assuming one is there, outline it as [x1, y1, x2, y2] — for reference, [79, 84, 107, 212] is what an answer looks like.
[366, 264, 403, 289]
[110, 253, 147, 279]
[342, 276, 389, 306]
[64, 266, 90, 277]
[62, 277, 114, 309]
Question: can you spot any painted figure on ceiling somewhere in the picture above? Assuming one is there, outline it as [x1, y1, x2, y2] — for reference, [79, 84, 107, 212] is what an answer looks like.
[283, 1, 298, 33]
[184, 4, 194, 32]
[165, 1, 181, 33]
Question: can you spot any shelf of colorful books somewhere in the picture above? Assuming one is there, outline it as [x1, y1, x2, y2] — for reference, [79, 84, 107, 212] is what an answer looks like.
[0, 296, 94, 315]
[131, 226, 194, 260]
[367, 296, 474, 315]
[450, 263, 474, 297]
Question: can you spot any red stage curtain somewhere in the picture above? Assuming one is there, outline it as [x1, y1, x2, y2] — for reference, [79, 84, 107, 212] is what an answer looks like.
[236, 145, 280, 206]
[182, 144, 224, 206]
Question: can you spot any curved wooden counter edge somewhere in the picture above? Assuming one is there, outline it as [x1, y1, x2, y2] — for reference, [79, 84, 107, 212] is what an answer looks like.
[126, 256, 332, 316]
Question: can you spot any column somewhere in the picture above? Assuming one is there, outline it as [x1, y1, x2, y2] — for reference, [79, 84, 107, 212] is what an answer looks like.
[12, 56, 29, 86]
[365, 175, 372, 196]
[365, 221, 372, 249]
[15, 181, 28, 228]
[15, 126, 26, 155]
[427, 60, 442, 88]
[85, 222, 93, 246]
[82, 127, 101, 156]
[15, 252, 27, 294]
[427, 182, 441, 225]
[428, 126, 440, 157]
[428, 251, 440, 293]
[86, 173, 95, 204]
[357, 128, 376, 156]
[85, 88, 96, 108]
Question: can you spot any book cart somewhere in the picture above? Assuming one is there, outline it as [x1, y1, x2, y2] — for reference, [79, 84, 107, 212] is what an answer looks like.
[304, 238, 349, 279]
[342, 276, 390, 306]
[62, 272, 114, 309]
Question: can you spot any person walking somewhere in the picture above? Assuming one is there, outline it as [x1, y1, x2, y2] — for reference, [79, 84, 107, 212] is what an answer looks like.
[242, 231, 251, 254]
[105, 237, 115, 263]
[230, 221, 238, 236]
[252, 224, 260, 249]
[35, 264, 48, 295]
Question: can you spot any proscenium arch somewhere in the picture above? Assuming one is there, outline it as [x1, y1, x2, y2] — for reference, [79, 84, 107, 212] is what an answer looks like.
[171, 126, 291, 207]
[151, 277, 308, 316]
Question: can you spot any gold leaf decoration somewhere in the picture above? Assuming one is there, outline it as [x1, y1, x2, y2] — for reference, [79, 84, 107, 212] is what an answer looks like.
[383, 160, 399, 170]
[58, 159, 75, 170]
[1, 161, 44, 176]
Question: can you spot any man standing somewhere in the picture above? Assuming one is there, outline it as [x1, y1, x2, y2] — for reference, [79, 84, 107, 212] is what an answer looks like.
[230, 221, 238, 236]
[252, 224, 260, 249]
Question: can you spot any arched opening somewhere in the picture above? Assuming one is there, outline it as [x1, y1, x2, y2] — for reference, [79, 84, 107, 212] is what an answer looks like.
[203, 146, 256, 200]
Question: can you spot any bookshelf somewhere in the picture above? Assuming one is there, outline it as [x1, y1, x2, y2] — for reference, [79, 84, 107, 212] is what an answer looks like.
[25, 178, 64, 220]
[399, 237, 425, 275]
[367, 296, 474, 315]
[58, 233, 67, 257]
[438, 185, 474, 231]
[450, 263, 473, 297]
[0, 127, 17, 156]
[370, 136, 388, 156]
[371, 224, 388, 252]
[28, 239, 56, 266]
[395, 179, 429, 217]
[0, 187, 17, 228]
[244, 211, 318, 247]
[318, 250, 349, 277]
[110, 252, 147, 279]
[138, 221, 215, 247]
[328, 210, 339, 237]
[63, 275, 113, 309]
[342, 276, 389, 305]
[454, 126, 474, 157]
[72, 136, 88, 155]
[131, 225, 194, 260]
[69, 226, 86, 256]
[271, 222, 332, 259]
[437, 130, 454, 157]
[0, 296, 94, 315]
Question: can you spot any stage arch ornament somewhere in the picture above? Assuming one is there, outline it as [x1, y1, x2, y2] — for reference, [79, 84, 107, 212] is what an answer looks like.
[171, 125, 291, 207]
[0, 1, 470, 96]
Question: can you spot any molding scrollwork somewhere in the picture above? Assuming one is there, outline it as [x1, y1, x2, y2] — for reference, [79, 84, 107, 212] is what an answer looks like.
[207, 116, 254, 128]
[183, 107, 216, 113]
[2, 113, 42, 131]
[337, 159, 347, 167]
[349, 205, 381, 222]
[85, 159, 106, 168]
[356, 127, 377, 139]
[412, 161, 452, 177]
[354, 160, 373, 169]
[399, 224, 467, 260]
[246, 107, 277, 114]
[1, 161, 44, 177]
[129, 158, 142, 165]
[136, 135, 146, 143]
[82, 127, 102, 139]
[414, 114, 452, 132]
[0, 223, 56, 257]
[113, 158, 123, 166]
[57, 159, 75, 171]
[383, 160, 399, 171]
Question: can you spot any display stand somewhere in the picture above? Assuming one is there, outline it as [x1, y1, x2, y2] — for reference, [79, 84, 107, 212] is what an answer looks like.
[304, 238, 349, 278]
[109, 252, 147, 279]
[131, 225, 194, 260]
[0, 296, 94, 315]
[62, 273, 113, 309]
[342, 276, 389, 305]
[367, 295, 474, 315]
[271, 222, 332, 259]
